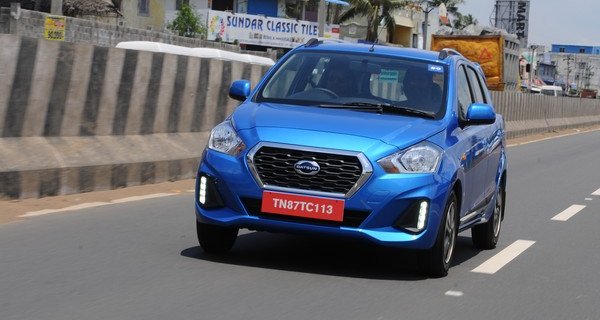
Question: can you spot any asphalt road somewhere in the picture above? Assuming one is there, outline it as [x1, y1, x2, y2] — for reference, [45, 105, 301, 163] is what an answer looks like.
[2, 130, 600, 320]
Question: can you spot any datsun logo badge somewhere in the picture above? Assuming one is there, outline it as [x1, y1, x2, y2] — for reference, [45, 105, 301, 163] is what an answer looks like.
[294, 160, 321, 176]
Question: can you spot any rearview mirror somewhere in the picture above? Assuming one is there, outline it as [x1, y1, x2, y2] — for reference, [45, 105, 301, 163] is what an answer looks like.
[229, 80, 251, 102]
[465, 103, 496, 125]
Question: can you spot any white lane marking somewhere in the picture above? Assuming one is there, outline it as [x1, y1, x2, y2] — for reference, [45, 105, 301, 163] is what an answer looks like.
[20, 202, 110, 217]
[585, 198, 593, 201]
[186, 189, 195, 193]
[445, 290, 464, 297]
[551, 205, 586, 222]
[592, 188, 600, 196]
[19, 193, 178, 218]
[471, 240, 536, 275]
[111, 193, 175, 203]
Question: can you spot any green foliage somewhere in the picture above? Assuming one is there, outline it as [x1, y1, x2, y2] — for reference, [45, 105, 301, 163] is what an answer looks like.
[453, 12, 478, 29]
[167, 4, 206, 38]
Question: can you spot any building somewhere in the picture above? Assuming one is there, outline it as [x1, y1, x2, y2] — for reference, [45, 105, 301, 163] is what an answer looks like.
[544, 53, 600, 93]
[339, 7, 439, 49]
[121, 0, 166, 30]
[551, 44, 594, 54]
[537, 62, 557, 85]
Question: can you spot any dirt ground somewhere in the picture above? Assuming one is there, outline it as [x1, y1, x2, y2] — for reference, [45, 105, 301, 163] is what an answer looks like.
[2, 125, 600, 225]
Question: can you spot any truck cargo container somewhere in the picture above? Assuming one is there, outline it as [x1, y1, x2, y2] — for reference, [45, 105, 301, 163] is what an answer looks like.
[431, 35, 520, 91]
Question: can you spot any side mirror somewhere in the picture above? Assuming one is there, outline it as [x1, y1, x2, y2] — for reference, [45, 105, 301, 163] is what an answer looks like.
[229, 80, 251, 102]
[465, 103, 496, 125]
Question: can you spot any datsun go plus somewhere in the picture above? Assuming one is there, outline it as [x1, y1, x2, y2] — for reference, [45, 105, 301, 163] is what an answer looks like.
[195, 40, 507, 277]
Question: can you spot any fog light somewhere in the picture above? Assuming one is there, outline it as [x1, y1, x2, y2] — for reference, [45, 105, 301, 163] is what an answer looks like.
[197, 174, 224, 209]
[199, 176, 207, 204]
[393, 199, 429, 233]
[417, 201, 428, 231]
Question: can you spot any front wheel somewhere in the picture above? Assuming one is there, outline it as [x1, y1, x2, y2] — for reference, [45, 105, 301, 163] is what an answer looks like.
[472, 184, 504, 249]
[196, 221, 238, 254]
[418, 192, 458, 277]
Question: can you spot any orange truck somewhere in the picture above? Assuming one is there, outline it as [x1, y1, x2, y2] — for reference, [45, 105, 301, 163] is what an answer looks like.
[431, 35, 520, 91]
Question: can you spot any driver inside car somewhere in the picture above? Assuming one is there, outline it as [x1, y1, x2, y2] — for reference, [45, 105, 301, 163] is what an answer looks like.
[402, 67, 443, 113]
[322, 65, 354, 97]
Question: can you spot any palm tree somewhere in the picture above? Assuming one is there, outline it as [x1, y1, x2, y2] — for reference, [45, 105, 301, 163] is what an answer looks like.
[337, 0, 409, 43]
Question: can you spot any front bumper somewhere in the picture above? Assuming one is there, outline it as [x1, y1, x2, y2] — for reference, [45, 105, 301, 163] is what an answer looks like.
[195, 148, 452, 250]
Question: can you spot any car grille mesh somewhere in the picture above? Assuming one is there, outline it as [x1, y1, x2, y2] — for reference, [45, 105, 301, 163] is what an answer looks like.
[252, 146, 363, 194]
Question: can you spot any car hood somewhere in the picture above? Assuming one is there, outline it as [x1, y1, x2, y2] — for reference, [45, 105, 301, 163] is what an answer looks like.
[232, 102, 446, 149]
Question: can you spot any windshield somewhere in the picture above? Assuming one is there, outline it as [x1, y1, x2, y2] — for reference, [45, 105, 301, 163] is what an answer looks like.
[256, 51, 447, 119]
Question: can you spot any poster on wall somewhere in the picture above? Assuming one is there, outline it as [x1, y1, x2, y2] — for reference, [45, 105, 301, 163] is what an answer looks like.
[203, 10, 339, 48]
[44, 16, 66, 41]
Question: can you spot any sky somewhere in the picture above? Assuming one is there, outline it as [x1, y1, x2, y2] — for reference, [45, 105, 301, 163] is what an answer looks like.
[458, 0, 600, 48]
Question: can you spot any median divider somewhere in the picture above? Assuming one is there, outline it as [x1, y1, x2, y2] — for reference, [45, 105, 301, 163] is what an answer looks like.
[0, 34, 269, 199]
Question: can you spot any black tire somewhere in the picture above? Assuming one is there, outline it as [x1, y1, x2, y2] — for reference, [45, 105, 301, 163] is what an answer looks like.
[472, 185, 504, 249]
[418, 192, 458, 278]
[196, 220, 238, 254]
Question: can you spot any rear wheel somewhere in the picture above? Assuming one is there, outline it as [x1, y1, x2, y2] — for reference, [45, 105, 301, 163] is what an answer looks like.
[472, 184, 504, 249]
[196, 221, 238, 254]
[419, 192, 458, 277]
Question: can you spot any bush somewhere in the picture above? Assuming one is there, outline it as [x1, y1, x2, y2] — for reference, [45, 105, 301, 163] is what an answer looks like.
[167, 4, 206, 38]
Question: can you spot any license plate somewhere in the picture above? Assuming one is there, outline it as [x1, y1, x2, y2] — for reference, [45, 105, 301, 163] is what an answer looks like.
[261, 191, 345, 222]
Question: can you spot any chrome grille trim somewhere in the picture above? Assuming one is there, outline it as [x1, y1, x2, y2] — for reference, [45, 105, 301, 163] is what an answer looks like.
[246, 142, 373, 198]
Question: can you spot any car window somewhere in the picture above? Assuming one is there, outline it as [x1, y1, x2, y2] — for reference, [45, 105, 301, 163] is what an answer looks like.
[257, 51, 447, 118]
[466, 66, 486, 104]
[457, 65, 473, 116]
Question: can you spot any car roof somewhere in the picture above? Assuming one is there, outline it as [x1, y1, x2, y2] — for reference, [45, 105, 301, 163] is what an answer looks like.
[294, 41, 452, 65]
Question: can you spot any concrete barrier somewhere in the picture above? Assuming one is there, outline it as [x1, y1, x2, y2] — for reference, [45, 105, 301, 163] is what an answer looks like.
[491, 91, 600, 139]
[0, 34, 269, 199]
[2, 34, 600, 199]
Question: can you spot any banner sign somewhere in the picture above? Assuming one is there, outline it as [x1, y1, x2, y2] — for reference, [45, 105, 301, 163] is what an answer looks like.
[203, 10, 339, 48]
[44, 16, 66, 41]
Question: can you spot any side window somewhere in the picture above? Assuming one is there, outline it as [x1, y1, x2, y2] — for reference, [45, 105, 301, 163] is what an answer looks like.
[466, 67, 487, 104]
[457, 65, 473, 117]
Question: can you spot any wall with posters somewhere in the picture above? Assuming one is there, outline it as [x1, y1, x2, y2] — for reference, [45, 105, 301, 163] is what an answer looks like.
[203, 9, 339, 48]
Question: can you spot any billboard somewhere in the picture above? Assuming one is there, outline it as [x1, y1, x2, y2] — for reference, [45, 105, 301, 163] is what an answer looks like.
[494, 0, 530, 48]
[202, 10, 339, 49]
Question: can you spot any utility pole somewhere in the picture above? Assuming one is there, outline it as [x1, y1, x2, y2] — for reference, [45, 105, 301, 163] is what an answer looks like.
[527, 45, 538, 93]
[563, 54, 574, 94]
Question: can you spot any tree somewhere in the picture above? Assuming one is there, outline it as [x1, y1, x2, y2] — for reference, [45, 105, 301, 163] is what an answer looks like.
[337, 0, 409, 43]
[453, 12, 478, 29]
[62, 0, 122, 17]
[409, 0, 464, 24]
[167, 4, 206, 38]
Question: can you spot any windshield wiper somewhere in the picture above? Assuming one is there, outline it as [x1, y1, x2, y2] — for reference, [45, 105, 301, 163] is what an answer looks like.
[318, 102, 436, 119]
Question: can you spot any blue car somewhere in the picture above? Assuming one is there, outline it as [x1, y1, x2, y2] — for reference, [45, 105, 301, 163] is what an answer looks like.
[195, 40, 507, 277]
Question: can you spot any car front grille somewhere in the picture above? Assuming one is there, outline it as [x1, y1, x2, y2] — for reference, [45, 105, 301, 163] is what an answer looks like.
[249, 145, 365, 196]
[241, 198, 371, 228]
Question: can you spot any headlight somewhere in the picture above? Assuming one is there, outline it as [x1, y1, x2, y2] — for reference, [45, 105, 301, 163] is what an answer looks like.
[378, 141, 442, 173]
[208, 120, 245, 156]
